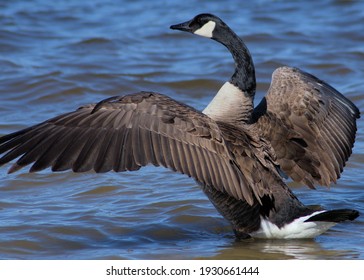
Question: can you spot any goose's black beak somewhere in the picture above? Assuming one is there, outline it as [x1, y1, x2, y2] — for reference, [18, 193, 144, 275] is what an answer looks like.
[170, 20, 193, 33]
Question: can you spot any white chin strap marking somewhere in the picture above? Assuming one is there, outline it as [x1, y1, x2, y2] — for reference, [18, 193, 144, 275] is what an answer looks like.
[194, 21, 216, 38]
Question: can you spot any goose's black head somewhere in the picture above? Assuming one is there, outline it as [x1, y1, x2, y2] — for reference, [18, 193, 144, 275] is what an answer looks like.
[170, 13, 228, 40]
[171, 13, 256, 95]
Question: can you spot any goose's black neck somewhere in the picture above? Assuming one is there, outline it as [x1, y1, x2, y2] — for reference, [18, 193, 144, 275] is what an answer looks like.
[213, 25, 256, 96]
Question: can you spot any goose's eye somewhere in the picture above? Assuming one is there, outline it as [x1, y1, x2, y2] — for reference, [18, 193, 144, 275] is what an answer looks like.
[198, 19, 206, 25]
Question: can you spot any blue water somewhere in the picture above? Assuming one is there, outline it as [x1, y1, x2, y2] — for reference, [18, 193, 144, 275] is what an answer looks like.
[0, 0, 363, 259]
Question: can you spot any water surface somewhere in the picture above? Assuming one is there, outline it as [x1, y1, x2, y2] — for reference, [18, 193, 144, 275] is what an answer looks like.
[0, 0, 363, 259]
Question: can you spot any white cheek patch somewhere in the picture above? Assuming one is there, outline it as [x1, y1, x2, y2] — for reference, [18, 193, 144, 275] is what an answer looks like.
[194, 21, 216, 38]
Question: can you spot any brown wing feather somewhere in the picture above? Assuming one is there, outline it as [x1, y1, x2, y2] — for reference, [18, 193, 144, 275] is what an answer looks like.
[254, 66, 360, 187]
[0, 91, 285, 205]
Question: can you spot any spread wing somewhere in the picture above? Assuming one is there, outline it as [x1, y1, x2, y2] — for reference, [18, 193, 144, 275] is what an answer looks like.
[0, 91, 283, 205]
[253, 66, 360, 188]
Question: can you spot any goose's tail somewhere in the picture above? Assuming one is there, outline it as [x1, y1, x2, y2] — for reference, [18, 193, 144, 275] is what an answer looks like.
[305, 209, 359, 223]
[251, 209, 359, 239]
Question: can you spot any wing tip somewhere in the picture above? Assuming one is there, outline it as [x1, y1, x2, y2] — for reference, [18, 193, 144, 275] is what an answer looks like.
[7, 163, 23, 174]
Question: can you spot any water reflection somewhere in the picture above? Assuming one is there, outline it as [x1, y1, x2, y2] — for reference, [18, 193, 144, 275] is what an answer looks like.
[211, 238, 360, 260]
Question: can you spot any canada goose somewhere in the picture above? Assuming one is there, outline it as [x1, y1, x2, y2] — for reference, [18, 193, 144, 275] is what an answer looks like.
[0, 14, 360, 239]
